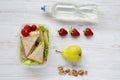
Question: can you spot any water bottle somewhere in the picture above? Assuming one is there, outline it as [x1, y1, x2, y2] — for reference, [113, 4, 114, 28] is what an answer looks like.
[41, 2, 98, 23]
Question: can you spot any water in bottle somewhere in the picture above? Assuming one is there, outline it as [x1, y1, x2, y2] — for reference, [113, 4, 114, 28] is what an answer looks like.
[41, 2, 98, 23]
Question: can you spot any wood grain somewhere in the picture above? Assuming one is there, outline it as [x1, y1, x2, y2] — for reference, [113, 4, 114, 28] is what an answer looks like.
[0, 0, 120, 80]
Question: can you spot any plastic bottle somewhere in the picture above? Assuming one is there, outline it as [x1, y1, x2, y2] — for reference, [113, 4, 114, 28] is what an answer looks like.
[41, 2, 98, 23]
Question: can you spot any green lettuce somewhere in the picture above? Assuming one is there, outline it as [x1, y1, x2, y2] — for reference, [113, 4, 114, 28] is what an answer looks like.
[38, 25, 49, 60]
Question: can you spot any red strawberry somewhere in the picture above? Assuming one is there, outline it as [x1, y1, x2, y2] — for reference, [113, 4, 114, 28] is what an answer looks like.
[24, 25, 31, 32]
[21, 28, 30, 37]
[58, 28, 68, 36]
[31, 24, 37, 31]
[70, 28, 80, 37]
[83, 28, 93, 36]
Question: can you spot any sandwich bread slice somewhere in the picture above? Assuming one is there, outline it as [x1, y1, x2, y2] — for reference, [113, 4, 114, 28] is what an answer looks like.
[28, 41, 45, 63]
[20, 34, 40, 57]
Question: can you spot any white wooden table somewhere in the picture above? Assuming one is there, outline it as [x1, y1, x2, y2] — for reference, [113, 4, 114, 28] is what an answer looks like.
[0, 0, 120, 80]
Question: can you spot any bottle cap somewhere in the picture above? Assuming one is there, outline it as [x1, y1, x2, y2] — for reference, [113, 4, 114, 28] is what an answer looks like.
[41, 5, 46, 12]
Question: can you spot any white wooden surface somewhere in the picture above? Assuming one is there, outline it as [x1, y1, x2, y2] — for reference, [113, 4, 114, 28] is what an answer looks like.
[0, 0, 120, 80]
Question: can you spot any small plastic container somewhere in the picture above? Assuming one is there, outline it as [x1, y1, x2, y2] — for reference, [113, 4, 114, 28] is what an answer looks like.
[19, 24, 49, 68]
[41, 2, 98, 23]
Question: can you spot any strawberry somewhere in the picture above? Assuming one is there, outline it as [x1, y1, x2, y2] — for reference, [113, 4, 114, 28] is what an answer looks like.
[24, 25, 31, 32]
[31, 24, 37, 31]
[83, 28, 93, 36]
[21, 28, 30, 37]
[70, 28, 80, 37]
[58, 28, 68, 36]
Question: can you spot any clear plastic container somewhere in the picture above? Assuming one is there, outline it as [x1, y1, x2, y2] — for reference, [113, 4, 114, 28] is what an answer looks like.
[19, 24, 49, 68]
[41, 2, 98, 23]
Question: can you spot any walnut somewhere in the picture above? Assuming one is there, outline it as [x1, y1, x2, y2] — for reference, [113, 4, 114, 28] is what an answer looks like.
[58, 66, 63, 71]
[58, 70, 65, 75]
[57, 66, 88, 77]
[65, 69, 70, 73]
[78, 70, 84, 76]
[71, 69, 78, 76]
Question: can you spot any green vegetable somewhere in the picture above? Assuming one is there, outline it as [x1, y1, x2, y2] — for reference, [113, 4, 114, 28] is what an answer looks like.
[44, 44, 49, 60]
[23, 60, 33, 66]
[38, 25, 49, 60]
[37, 25, 48, 32]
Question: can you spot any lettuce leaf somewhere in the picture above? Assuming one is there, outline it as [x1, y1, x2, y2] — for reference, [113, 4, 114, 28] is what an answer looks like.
[44, 43, 49, 60]
[37, 25, 48, 32]
[38, 25, 49, 60]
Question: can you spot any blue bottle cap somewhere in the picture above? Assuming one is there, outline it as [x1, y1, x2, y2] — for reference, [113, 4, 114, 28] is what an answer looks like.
[41, 5, 46, 12]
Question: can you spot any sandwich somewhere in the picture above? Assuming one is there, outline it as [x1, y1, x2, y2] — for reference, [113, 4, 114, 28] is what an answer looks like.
[20, 24, 49, 66]
[28, 41, 45, 63]
[20, 34, 40, 59]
